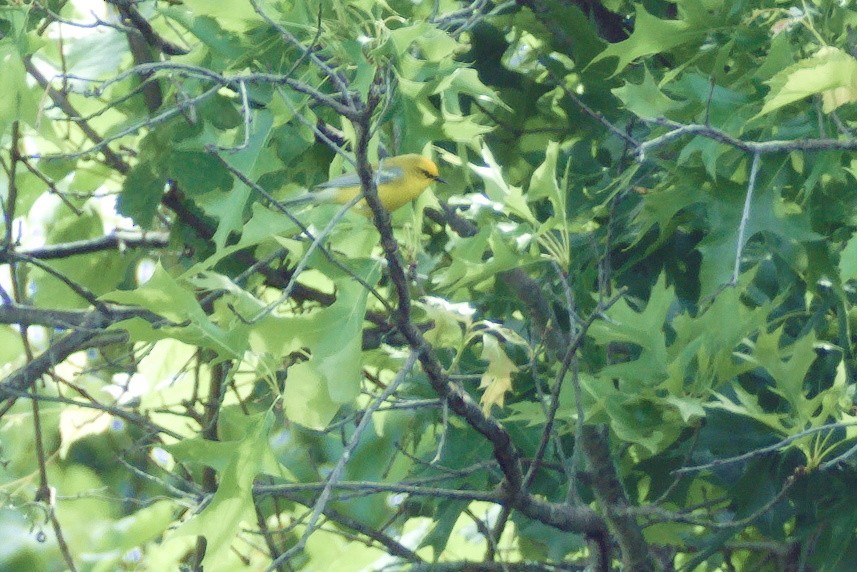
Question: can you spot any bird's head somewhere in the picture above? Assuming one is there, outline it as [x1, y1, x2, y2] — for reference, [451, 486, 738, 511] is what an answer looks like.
[408, 155, 446, 185]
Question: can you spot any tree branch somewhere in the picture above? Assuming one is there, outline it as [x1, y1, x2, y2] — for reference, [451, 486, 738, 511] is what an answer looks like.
[13, 232, 169, 260]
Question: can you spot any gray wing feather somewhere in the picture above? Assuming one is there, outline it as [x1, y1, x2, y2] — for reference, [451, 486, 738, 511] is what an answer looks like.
[315, 165, 404, 189]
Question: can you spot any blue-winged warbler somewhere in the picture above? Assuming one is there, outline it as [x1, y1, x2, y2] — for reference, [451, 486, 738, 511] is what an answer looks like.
[285, 154, 445, 213]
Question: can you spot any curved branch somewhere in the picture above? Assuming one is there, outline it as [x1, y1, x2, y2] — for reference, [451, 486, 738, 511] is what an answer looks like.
[639, 119, 857, 159]
[350, 109, 607, 538]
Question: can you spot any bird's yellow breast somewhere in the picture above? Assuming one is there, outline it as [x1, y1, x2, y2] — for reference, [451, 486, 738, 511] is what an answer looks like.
[329, 154, 441, 212]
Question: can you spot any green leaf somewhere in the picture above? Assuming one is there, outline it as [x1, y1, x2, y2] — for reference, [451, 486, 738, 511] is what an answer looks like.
[387, 22, 460, 63]
[707, 386, 790, 436]
[589, 273, 674, 388]
[528, 140, 562, 206]
[757, 47, 857, 117]
[0, 42, 37, 127]
[31, 211, 133, 310]
[753, 32, 795, 82]
[197, 109, 275, 249]
[744, 327, 816, 412]
[160, 7, 244, 59]
[601, 392, 673, 453]
[282, 361, 341, 429]
[809, 506, 857, 570]
[839, 234, 857, 281]
[282, 263, 380, 428]
[434, 68, 497, 101]
[102, 263, 246, 359]
[613, 66, 681, 119]
[169, 413, 275, 568]
[419, 297, 472, 349]
[117, 161, 165, 229]
[471, 145, 536, 223]
[667, 277, 769, 394]
[0, 327, 23, 369]
[178, 0, 261, 31]
[432, 228, 524, 291]
[514, 512, 586, 561]
[590, 4, 704, 74]
[695, 169, 819, 298]
[92, 500, 175, 554]
[182, 202, 300, 274]
[662, 395, 705, 423]
[165, 152, 232, 195]
[418, 500, 467, 556]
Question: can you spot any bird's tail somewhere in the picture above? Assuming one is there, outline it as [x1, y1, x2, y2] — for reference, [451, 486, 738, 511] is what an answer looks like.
[279, 187, 340, 208]
[279, 194, 316, 208]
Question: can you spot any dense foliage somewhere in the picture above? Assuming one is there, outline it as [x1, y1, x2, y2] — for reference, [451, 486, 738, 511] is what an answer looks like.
[3, 0, 857, 570]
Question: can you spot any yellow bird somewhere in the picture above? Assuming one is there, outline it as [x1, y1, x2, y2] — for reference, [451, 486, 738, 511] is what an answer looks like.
[284, 154, 445, 213]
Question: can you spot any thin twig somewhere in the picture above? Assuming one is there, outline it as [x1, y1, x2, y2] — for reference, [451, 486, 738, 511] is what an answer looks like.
[31, 84, 221, 163]
[638, 473, 798, 533]
[4, 251, 111, 313]
[732, 152, 761, 284]
[675, 420, 857, 475]
[543, 62, 639, 148]
[24, 58, 130, 173]
[238, 193, 362, 324]
[248, 0, 353, 106]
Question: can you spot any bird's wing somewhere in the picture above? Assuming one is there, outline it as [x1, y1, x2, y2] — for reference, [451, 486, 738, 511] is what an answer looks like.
[315, 165, 404, 189]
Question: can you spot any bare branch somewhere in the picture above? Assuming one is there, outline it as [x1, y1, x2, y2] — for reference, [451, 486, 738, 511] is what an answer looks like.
[639, 119, 857, 160]
[14, 232, 170, 260]
[351, 105, 607, 539]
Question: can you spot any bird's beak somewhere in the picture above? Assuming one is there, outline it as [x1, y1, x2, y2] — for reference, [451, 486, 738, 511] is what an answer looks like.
[434, 176, 447, 184]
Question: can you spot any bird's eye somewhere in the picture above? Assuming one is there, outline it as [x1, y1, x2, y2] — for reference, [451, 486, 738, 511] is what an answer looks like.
[420, 169, 433, 179]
